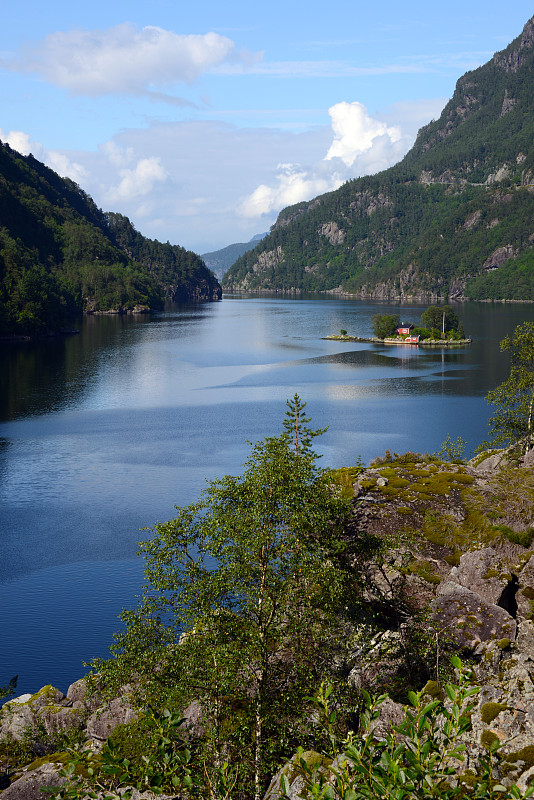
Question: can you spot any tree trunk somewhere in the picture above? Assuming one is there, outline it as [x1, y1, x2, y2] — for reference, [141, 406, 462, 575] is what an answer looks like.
[254, 700, 262, 800]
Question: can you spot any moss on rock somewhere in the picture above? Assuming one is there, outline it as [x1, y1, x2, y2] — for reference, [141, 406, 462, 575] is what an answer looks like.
[480, 702, 508, 724]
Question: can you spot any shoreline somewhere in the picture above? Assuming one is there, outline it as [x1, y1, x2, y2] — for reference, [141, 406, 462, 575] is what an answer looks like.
[323, 334, 472, 347]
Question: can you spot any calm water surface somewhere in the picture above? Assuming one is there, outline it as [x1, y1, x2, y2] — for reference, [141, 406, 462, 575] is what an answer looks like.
[2, 295, 534, 695]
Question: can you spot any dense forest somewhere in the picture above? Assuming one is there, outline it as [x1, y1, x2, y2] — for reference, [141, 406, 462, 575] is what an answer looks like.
[224, 17, 534, 301]
[0, 143, 220, 337]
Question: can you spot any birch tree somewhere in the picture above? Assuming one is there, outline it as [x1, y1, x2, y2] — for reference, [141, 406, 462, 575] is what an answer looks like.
[92, 397, 352, 799]
[485, 322, 534, 453]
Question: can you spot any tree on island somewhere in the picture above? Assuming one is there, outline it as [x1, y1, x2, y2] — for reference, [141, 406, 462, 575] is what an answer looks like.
[371, 313, 400, 339]
[90, 395, 356, 800]
[421, 305, 464, 338]
[483, 322, 534, 454]
[371, 307, 465, 340]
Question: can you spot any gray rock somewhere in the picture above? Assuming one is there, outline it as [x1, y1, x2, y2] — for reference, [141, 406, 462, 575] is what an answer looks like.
[447, 548, 510, 606]
[0, 701, 37, 740]
[517, 555, 534, 618]
[369, 697, 405, 740]
[39, 705, 87, 736]
[431, 582, 516, 648]
[263, 750, 333, 800]
[86, 695, 138, 740]
[0, 763, 65, 800]
[181, 699, 205, 739]
[0, 685, 87, 742]
[26, 687, 65, 711]
[66, 679, 101, 713]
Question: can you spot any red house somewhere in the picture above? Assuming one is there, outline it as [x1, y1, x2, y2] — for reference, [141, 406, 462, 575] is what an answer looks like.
[396, 323, 414, 336]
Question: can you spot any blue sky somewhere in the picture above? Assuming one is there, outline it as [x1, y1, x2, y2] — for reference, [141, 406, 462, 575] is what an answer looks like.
[1, 1, 533, 253]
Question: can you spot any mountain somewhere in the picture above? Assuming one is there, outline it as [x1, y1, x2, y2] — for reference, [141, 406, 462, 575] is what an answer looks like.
[0, 142, 221, 337]
[224, 17, 534, 302]
[201, 233, 268, 281]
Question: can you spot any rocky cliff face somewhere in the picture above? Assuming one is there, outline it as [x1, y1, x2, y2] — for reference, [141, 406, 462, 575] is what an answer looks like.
[224, 16, 534, 301]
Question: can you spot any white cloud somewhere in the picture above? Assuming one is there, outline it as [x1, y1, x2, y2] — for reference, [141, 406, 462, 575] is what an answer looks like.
[237, 100, 409, 219]
[215, 59, 424, 78]
[103, 157, 167, 205]
[11, 24, 254, 98]
[238, 163, 343, 219]
[0, 127, 88, 184]
[325, 101, 401, 166]
[0, 96, 441, 253]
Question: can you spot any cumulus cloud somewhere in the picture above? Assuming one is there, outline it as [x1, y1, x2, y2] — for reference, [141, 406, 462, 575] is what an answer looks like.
[0, 95, 441, 252]
[325, 101, 401, 166]
[0, 127, 88, 183]
[11, 23, 252, 97]
[103, 157, 167, 205]
[238, 163, 343, 219]
[238, 100, 409, 219]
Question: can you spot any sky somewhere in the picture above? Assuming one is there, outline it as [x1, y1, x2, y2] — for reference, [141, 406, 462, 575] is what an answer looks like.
[1, 2, 533, 255]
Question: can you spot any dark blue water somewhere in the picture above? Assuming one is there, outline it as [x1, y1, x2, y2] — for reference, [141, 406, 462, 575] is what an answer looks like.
[1, 295, 533, 696]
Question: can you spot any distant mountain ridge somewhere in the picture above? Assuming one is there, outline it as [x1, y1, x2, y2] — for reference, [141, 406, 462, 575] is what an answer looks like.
[0, 142, 221, 336]
[224, 17, 534, 302]
[202, 233, 268, 281]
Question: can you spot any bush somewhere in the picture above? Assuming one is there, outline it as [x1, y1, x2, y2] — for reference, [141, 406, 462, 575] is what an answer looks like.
[280, 661, 534, 800]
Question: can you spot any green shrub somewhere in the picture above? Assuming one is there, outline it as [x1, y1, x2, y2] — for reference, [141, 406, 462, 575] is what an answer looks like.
[280, 661, 534, 800]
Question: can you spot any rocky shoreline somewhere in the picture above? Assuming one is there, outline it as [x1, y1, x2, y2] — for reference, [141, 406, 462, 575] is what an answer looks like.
[323, 334, 472, 346]
[3, 447, 534, 798]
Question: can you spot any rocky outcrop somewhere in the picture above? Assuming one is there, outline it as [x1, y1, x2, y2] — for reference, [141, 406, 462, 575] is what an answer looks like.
[0, 763, 66, 800]
[0, 685, 87, 742]
[0, 680, 135, 748]
[319, 222, 345, 245]
[494, 17, 534, 73]
[431, 581, 517, 648]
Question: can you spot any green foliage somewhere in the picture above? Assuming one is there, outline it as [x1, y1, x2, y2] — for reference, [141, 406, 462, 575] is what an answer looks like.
[43, 709, 201, 800]
[282, 393, 328, 455]
[371, 314, 400, 339]
[483, 322, 534, 452]
[421, 305, 460, 336]
[0, 143, 220, 335]
[281, 662, 534, 800]
[435, 434, 467, 462]
[0, 674, 17, 702]
[89, 397, 354, 799]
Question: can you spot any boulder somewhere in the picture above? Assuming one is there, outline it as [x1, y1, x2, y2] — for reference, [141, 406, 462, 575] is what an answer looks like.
[447, 548, 511, 606]
[369, 697, 405, 740]
[66, 678, 101, 712]
[86, 694, 138, 740]
[431, 582, 516, 648]
[0, 700, 37, 740]
[0, 763, 65, 800]
[0, 686, 79, 741]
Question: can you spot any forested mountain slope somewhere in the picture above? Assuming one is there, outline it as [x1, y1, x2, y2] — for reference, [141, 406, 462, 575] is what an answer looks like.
[202, 233, 268, 280]
[224, 17, 534, 301]
[0, 143, 220, 336]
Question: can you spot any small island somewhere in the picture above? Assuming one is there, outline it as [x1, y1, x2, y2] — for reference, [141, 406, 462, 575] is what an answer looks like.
[326, 305, 472, 347]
